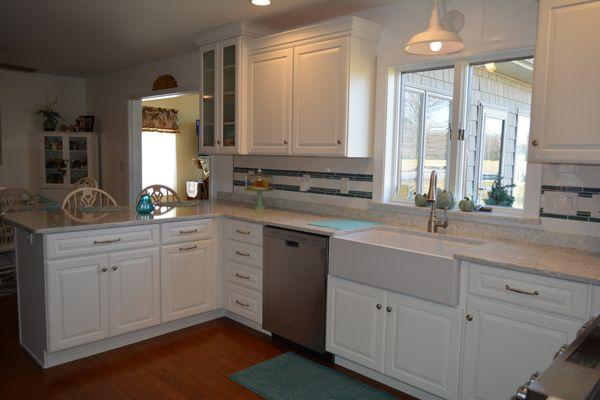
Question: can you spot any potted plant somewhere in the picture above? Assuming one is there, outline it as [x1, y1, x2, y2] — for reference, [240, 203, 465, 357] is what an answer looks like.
[485, 176, 515, 207]
[35, 99, 62, 131]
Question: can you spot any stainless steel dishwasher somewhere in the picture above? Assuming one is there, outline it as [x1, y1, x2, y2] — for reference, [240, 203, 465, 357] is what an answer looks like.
[263, 226, 329, 353]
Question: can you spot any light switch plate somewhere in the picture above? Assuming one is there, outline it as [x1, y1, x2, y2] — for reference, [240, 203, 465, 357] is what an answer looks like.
[299, 175, 310, 192]
[592, 194, 600, 218]
[340, 178, 350, 194]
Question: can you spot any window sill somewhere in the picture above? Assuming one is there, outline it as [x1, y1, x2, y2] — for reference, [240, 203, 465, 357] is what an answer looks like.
[369, 201, 542, 228]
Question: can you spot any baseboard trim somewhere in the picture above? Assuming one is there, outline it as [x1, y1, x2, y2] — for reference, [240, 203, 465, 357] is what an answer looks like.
[335, 356, 443, 400]
[20, 340, 45, 368]
[224, 311, 271, 335]
[43, 309, 226, 368]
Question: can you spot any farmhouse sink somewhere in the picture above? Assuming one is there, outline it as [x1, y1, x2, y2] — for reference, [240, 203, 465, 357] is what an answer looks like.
[329, 228, 484, 306]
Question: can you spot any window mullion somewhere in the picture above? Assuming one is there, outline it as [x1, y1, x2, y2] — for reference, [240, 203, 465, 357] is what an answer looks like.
[449, 61, 469, 200]
[418, 92, 428, 194]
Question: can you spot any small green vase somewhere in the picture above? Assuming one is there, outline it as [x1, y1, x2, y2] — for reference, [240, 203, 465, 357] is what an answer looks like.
[136, 194, 154, 215]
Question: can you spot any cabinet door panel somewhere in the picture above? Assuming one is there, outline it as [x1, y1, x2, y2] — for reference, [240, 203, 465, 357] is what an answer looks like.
[248, 49, 293, 154]
[161, 240, 214, 322]
[199, 43, 219, 154]
[47, 255, 109, 351]
[293, 38, 348, 156]
[326, 277, 386, 373]
[460, 297, 580, 400]
[529, 0, 600, 163]
[109, 248, 160, 336]
[386, 292, 462, 400]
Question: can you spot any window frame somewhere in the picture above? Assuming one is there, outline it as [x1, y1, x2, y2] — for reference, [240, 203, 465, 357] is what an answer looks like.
[378, 49, 540, 217]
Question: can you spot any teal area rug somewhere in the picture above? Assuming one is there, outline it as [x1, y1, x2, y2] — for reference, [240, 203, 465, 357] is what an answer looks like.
[229, 352, 397, 399]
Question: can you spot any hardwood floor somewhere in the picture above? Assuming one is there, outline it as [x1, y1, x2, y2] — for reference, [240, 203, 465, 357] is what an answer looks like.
[0, 295, 414, 399]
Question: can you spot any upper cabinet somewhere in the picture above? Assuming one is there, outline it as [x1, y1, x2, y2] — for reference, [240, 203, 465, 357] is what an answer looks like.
[195, 21, 275, 155]
[529, 0, 600, 164]
[248, 17, 381, 157]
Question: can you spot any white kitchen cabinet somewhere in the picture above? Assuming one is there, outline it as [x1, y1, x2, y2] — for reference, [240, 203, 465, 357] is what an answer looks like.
[326, 277, 387, 373]
[247, 16, 381, 157]
[529, 0, 600, 164]
[292, 38, 349, 156]
[47, 255, 109, 352]
[459, 297, 581, 400]
[591, 285, 600, 318]
[247, 48, 293, 155]
[108, 248, 160, 336]
[385, 292, 462, 400]
[161, 240, 214, 322]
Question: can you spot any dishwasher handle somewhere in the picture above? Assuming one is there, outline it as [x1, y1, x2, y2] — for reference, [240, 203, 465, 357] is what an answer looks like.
[285, 240, 299, 248]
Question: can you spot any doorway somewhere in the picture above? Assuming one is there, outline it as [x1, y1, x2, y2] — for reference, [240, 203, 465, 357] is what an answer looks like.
[132, 92, 209, 202]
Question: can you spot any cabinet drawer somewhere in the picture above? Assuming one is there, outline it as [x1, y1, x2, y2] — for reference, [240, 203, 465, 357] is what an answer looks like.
[468, 264, 589, 320]
[46, 225, 160, 260]
[226, 220, 263, 246]
[224, 282, 262, 323]
[161, 219, 213, 244]
[226, 261, 262, 292]
[225, 239, 263, 269]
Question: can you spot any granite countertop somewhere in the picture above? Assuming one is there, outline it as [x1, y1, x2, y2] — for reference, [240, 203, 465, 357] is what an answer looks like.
[2, 200, 599, 284]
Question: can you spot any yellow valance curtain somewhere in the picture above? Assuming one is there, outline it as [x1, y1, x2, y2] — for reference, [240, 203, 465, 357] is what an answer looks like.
[142, 106, 179, 133]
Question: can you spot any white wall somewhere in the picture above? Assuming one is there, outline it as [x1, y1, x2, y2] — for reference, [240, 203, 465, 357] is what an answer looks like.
[86, 52, 198, 204]
[0, 70, 86, 193]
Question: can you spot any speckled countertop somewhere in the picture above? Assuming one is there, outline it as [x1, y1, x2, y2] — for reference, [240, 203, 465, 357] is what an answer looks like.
[2, 200, 599, 284]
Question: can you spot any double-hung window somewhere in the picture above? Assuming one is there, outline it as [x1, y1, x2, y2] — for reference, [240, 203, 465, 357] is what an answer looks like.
[391, 57, 534, 210]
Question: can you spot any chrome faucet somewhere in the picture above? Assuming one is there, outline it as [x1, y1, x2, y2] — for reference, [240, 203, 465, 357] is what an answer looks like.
[426, 171, 449, 233]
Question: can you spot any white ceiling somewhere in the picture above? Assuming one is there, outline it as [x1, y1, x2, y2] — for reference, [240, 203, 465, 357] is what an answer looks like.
[0, 0, 399, 78]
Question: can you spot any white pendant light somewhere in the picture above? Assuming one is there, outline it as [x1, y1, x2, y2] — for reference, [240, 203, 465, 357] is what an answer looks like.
[404, 0, 465, 56]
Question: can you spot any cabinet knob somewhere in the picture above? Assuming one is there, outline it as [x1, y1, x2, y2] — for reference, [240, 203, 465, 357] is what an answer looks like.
[465, 314, 473, 321]
[112, 265, 119, 271]
[101, 267, 108, 273]
[386, 306, 392, 313]
[283, 140, 288, 145]
[531, 139, 539, 147]
[337, 140, 342, 145]
[216, 140, 221, 145]
[376, 303, 382, 310]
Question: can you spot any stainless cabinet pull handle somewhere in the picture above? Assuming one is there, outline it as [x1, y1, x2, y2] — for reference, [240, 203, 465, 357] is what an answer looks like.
[93, 238, 122, 244]
[179, 229, 198, 234]
[235, 250, 250, 257]
[112, 265, 119, 271]
[376, 304, 382, 310]
[179, 245, 198, 251]
[386, 306, 392, 313]
[505, 284, 539, 296]
[235, 273, 251, 280]
[235, 300, 250, 308]
[235, 229, 251, 235]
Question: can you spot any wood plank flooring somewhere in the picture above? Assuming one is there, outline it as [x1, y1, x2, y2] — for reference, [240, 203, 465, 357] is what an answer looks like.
[0, 295, 414, 399]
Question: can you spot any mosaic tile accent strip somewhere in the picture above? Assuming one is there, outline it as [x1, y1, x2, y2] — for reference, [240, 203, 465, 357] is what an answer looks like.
[540, 185, 600, 223]
[233, 166, 374, 200]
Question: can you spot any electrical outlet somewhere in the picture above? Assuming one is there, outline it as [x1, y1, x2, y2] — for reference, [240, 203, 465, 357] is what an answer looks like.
[541, 192, 578, 216]
[299, 175, 310, 192]
[340, 177, 350, 194]
[592, 194, 600, 218]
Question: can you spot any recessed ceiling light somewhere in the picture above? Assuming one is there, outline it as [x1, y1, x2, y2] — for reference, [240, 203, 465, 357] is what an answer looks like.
[250, 0, 271, 6]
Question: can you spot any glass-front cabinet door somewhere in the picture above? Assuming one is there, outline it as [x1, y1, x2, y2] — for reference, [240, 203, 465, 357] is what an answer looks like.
[200, 44, 218, 153]
[43, 135, 67, 186]
[221, 41, 237, 152]
[69, 136, 89, 184]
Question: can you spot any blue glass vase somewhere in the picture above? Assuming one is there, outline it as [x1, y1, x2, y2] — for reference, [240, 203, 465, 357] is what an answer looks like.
[136, 194, 154, 215]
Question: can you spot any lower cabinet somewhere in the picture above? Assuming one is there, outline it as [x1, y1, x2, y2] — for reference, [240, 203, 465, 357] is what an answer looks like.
[47, 255, 110, 352]
[161, 240, 214, 322]
[47, 247, 161, 352]
[108, 248, 161, 336]
[327, 277, 462, 400]
[459, 297, 581, 400]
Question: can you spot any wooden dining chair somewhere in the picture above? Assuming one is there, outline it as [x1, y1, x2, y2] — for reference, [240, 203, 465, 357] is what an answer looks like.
[73, 176, 98, 189]
[137, 185, 180, 205]
[61, 188, 117, 211]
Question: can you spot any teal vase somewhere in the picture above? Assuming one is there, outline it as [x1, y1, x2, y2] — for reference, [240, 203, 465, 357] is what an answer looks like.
[136, 194, 154, 215]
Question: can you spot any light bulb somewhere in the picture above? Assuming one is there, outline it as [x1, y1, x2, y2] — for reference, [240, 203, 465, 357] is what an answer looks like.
[485, 62, 496, 72]
[429, 41, 442, 52]
[250, 0, 271, 5]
